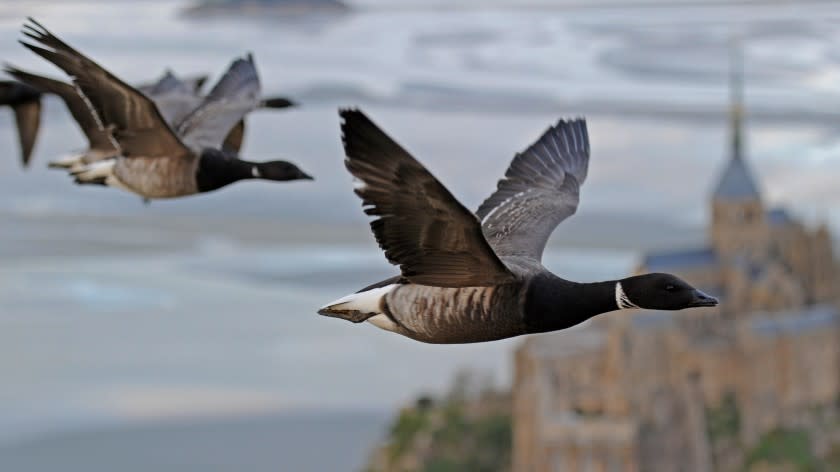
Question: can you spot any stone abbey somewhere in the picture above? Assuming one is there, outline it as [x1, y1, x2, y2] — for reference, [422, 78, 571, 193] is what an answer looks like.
[513, 54, 840, 471]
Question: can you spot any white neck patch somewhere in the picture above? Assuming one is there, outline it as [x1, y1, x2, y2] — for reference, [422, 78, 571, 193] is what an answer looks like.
[615, 282, 640, 310]
[252, 166, 261, 178]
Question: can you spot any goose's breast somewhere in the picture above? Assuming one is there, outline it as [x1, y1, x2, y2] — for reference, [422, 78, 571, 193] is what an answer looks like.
[384, 283, 525, 343]
[115, 156, 199, 198]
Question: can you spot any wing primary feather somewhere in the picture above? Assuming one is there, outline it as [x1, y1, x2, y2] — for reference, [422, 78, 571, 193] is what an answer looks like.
[477, 118, 590, 261]
[339, 108, 514, 287]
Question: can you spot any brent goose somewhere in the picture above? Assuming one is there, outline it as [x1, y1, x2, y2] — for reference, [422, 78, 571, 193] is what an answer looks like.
[318, 110, 718, 344]
[4, 67, 278, 170]
[0, 80, 41, 166]
[20, 19, 312, 199]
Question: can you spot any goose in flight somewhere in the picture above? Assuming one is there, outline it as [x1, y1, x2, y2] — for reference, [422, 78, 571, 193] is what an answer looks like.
[19, 18, 312, 199]
[4, 65, 242, 172]
[5, 66, 293, 171]
[319, 109, 718, 344]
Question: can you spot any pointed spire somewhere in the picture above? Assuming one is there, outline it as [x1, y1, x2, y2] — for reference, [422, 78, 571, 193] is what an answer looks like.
[713, 40, 760, 201]
[729, 40, 744, 162]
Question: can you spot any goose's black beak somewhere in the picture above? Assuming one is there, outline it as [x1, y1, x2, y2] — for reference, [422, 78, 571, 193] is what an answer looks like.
[688, 289, 718, 308]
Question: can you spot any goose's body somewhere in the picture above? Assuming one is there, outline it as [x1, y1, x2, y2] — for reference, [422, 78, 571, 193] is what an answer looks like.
[77, 147, 304, 199]
[334, 279, 525, 344]
[324, 259, 629, 344]
[18, 19, 312, 199]
[319, 110, 718, 344]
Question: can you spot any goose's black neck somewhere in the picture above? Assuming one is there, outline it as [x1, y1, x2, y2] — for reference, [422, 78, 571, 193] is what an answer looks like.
[195, 149, 256, 193]
[523, 273, 619, 334]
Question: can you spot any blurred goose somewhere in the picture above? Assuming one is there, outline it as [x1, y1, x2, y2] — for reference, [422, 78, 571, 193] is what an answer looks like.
[0, 80, 41, 166]
[20, 18, 312, 199]
[318, 110, 718, 344]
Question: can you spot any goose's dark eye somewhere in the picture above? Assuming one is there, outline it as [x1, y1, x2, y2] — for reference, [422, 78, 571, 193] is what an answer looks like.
[664, 284, 677, 292]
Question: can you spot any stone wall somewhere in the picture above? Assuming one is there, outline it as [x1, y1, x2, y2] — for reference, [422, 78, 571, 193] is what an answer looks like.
[513, 305, 840, 471]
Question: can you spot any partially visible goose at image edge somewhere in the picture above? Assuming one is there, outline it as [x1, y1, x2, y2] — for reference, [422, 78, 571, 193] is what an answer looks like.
[17, 18, 313, 200]
[319, 109, 718, 344]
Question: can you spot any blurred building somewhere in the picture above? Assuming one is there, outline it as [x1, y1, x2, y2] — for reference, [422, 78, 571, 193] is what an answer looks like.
[512, 53, 840, 472]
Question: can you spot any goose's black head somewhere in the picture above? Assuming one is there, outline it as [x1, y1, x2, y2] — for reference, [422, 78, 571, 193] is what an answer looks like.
[196, 150, 314, 193]
[254, 160, 313, 182]
[619, 273, 718, 310]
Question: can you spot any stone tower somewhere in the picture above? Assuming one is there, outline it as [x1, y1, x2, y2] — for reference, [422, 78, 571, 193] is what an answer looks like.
[710, 45, 769, 260]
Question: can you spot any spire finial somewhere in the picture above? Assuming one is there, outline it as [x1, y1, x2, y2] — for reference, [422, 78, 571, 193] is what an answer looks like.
[729, 38, 744, 162]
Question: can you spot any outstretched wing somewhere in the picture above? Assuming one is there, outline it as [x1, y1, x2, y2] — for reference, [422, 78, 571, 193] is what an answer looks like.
[175, 54, 261, 152]
[0, 80, 41, 166]
[5, 65, 115, 152]
[136, 70, 205, 125]
[19, 18, 190, 159]
[138, 70, 188, 96]
[476, 118, 589, 262]
[341, 109, 515, 287]
[136, 71, 206, 95]
[13, 99, 40, 167]
[150, 93, 202, 128]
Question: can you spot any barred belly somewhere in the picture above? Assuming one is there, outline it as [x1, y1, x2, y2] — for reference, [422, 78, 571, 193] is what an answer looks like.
[115, 156, 199, 198]
[383, 283, 525, 344]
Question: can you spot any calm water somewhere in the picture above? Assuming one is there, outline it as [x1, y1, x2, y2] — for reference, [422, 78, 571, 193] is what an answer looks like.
[1, 1, 839, 470]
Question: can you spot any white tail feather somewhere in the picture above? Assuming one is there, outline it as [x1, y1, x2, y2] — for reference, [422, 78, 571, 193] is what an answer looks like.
[48, 153, 84, 169]
[72, 159, 115, 182]
[319, 284, 397, 316]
